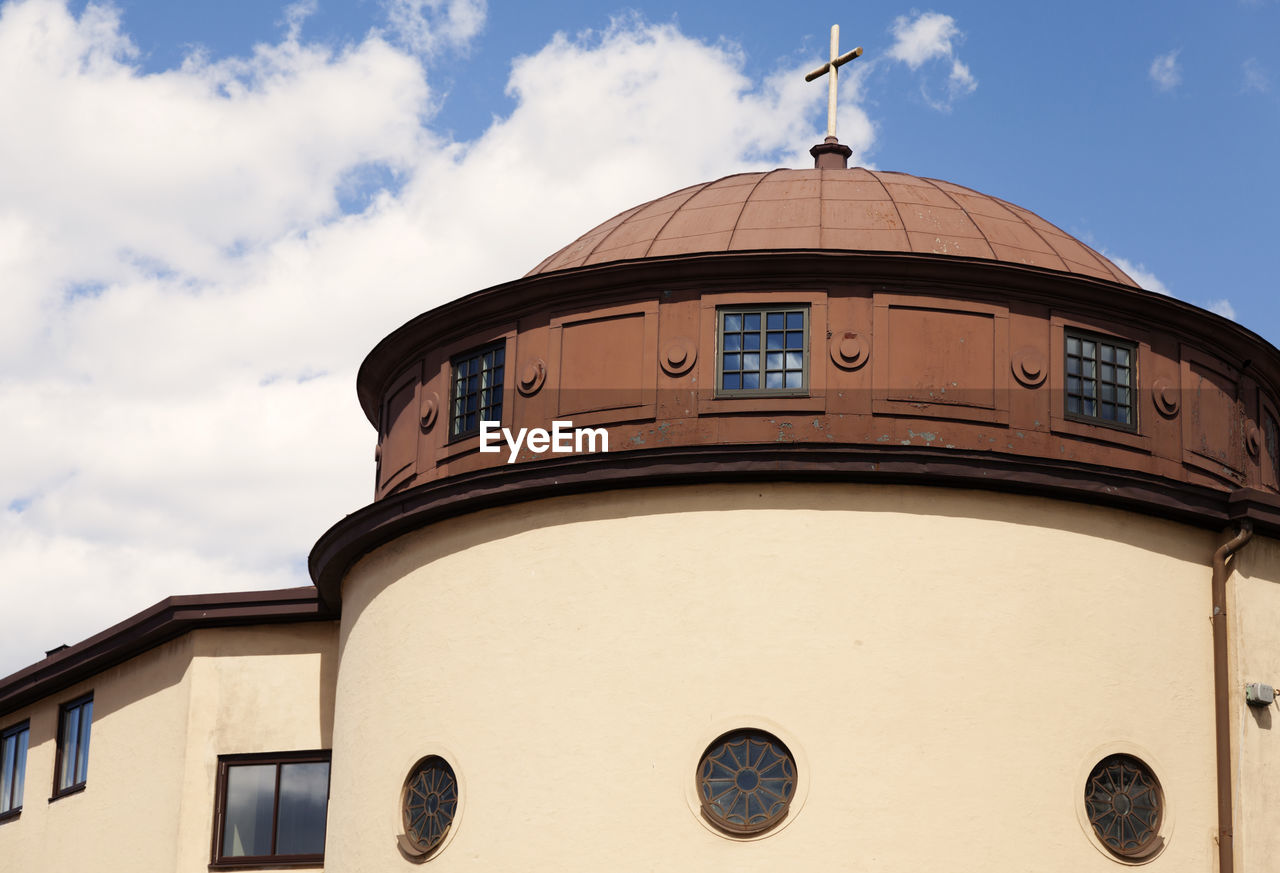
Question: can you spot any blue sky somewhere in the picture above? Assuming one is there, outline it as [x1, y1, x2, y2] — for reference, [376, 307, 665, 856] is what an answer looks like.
[0, 0, 1277, 676]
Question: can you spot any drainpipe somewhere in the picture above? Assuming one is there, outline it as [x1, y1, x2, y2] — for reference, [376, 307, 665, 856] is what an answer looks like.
[1213, 519, 1253, 873]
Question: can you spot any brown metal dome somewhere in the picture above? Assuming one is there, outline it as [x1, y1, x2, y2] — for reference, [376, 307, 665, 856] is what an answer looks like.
[528, 167, 1136, 286]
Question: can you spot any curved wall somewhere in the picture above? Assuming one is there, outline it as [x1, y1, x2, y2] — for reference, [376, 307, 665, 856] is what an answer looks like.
[362, 252, 1280, 512]
[326, 483, 1223, 871]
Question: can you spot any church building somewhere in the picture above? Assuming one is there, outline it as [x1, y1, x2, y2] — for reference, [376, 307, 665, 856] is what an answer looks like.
[3, 41, 1280, 869]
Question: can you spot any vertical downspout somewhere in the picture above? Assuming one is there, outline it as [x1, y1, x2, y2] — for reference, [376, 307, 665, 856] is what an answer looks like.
[1213, 519, 1253, 873]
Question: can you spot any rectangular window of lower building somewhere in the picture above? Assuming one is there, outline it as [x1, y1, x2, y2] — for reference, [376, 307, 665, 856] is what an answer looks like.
[450, 342, 505, 439]
[1, 720, 29, 818]
[213, 751, 331, 867]
[1065, 330, 1136, 430]
[53, 693, 92, 797]
[717, 306, 809, 395]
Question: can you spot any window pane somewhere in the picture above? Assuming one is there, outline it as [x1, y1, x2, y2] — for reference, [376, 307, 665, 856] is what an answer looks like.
[743, 372, 759, 389]
[223, 765, 277, 858]
[722, 373, 740, 390]
[744, 333, 760, 351]
[75, 701, 92, 784]
[12, 731, 25, 811]
[275, 762, 330, 856]
[59, 708, 79, 790]
[785, 371, 801, 389]
[724, 333, 741, 352]
[766, 312, 784, 330]
[786, 311, 804, 330]
[766, 331, 784, 350]
[742, 353, 759, 372]
[786, 331, 804, 349]
[743, 314, 759, 331]
[724, 314, 740, 332]
[1, 735, 13, 812]
[766, 371, 783, 389]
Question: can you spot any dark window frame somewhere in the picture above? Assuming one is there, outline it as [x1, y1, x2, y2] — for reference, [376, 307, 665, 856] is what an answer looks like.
[449, 341, 506, 441]
[51, 692, 92, 800]
[1063, 329, 1138, 432]
[715, 305, 810, 398]
[0, 719, 29, 821]
[211, 749, 331, 870]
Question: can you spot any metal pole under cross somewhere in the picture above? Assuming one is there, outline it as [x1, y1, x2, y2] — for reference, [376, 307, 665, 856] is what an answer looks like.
[805, 25, 862, 140]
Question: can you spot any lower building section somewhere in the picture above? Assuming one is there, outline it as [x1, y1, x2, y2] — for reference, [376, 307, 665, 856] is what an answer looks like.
[327, 482, 1239, 871]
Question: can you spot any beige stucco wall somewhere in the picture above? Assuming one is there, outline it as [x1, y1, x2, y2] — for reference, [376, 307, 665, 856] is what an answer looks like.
[327, 483, 1226, 872]
[0, 621, 337, 873]
[1230, 531, 1280, 872]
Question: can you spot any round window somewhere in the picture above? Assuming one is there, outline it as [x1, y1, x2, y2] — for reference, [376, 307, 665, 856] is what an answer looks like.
[1084, 754, 1163, 859]
[400, 756, 458, 858]
[696, 729, 796, 835]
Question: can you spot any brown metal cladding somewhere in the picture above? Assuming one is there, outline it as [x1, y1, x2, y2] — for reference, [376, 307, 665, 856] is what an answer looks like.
[528, 168, 1137, 287]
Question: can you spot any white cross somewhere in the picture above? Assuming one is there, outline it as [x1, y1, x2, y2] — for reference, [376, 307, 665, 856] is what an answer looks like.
[805, 25, 862, 140]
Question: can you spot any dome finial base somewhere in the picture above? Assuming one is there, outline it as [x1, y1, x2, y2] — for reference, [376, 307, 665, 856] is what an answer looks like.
[810, 136, 852, 169]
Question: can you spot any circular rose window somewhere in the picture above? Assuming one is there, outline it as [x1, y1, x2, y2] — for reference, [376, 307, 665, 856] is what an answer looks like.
[1084, 754, 1163, 859]
[400, 756, 458, 859]
[697, 729, 796, 835]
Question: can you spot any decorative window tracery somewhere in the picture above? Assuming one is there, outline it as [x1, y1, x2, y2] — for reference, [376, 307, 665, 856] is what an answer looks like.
[1084, 754, 1163, 859]
[400, 756, 458, 859]
[696, 729, 796, 835]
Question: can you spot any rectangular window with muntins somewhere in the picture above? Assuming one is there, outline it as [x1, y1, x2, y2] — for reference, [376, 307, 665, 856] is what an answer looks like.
[718, 306, 808, 395]
[1065, 330, 1136, 430]
[213, 750, 331, 867]
[54, 693, 92, 797]
[1, 720, 29, 818]
[450, 342, 505, 439]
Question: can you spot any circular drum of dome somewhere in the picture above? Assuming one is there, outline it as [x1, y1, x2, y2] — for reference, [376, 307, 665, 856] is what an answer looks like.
[696, 729, 797, 835]
[1083, 754, 1164, 859]
[399, 756, 459, 859]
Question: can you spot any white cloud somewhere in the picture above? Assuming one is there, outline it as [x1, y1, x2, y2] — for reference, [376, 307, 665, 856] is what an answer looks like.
[1242, 58, 1270, 93]
[1103, 251, 1236, 321]
[0, 3, 867, 676]
[381, 0, 486, 56]
[1105, 254, 1171, 295]
[1206, 298, 1237, 320]
[887, 11, 977, 110]
[1149, 49, 1181, 91]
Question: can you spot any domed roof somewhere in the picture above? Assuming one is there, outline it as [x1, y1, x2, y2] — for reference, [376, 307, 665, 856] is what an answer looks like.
[528, 167, 1136, 286]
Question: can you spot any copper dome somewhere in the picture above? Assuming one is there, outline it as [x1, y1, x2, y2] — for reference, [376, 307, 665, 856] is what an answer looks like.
[528, 167, 1136, 286]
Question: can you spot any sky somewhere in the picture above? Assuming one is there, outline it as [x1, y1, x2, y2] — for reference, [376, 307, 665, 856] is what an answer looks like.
[1, 0, 1277, 677]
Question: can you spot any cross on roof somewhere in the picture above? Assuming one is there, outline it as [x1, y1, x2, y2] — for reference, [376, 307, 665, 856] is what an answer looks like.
[805, 25, 862, 140]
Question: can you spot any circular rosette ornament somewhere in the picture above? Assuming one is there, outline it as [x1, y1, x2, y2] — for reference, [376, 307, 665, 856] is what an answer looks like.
[697, 730, 796, 835]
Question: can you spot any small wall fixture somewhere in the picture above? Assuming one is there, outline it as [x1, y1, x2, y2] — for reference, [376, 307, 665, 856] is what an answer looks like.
[1245, 682, 1275, 707]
